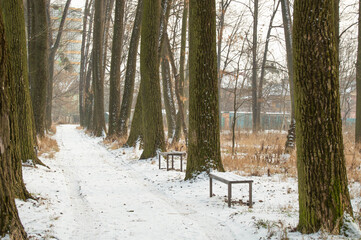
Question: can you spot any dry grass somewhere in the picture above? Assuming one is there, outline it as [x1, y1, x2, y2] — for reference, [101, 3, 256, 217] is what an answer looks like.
[103, 136, 128, 150]
[49, 124, 57, 135]
[166, 139, 187, 152]
[221, 131, 297, 177]
[343, 132, 361, 184]
[37, 135, 59, 159]
[221, 130, 361, 183]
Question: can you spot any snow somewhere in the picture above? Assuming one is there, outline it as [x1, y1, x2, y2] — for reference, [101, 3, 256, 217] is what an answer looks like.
[15, 124, 361, 240]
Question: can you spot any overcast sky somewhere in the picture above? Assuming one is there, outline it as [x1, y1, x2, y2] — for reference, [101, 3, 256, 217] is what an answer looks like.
[70, 0, 85, 8]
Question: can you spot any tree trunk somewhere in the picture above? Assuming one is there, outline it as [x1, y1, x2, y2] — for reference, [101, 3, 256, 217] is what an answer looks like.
[2, 0, 32, 200]
[79, 0, 90, 126]
[185, 0, 224, 179]
[281, 0, 296, 152]
[294, 0, 353, 233]
[28, 0, 49, 137]
[1, 0, 42, 166]
[125, 85, 144, 147]
[118, 0, 143, 138]
[173, 0, 188, 142]
[91, 0, 106, 137]
[0, 12, 27, 238]
[101, 0, 115, 78]
[256, 1, 280, 131]
[46, 0, 72, 130]
[84, 53, 94, 129]
[252, 0, 259, 133]
[108, 0, 125, 137]
[161, 44, 176, 139]
[356, 0, 361, 144]
[139, 0, 165, 159]
[166, 34, 188, 143]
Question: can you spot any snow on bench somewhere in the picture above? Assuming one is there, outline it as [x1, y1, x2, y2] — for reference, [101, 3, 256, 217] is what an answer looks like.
[209, 172, 253, 208]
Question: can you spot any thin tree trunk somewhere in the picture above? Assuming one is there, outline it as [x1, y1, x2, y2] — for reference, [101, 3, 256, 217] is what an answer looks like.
[125, 84, 144, 147]
[46, 0, 72, 130]
[165, 34, 188, 143]
[252, 0, 259, 133]
[91, 0, 106, 136]
[28, 0, 49, 137]
[217, 0, 231, 129]
[102, 0, 115, 78]
[0, 11, 27, 238]
[294, 0, 353, 233]
[139, 0, 165, 159]
[281, 0, 296, 152]
[84, 53, 93, 129]
[356, 0, 361, 144]
[118, 0, 143, 138]
[256, 0, 280, 131]
[79, 0, 90, 126]
[185, 0, 224, 179]
[161, 44, 176, 139]
[173, 0, 188, 142]
[108, 0, 125, 137]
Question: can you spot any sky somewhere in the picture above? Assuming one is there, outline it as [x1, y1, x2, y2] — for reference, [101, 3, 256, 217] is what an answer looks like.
[70, 0, 85, 8]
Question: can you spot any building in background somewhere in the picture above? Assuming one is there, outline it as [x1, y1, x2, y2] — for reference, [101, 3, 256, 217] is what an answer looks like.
[50, 4, 83, 123]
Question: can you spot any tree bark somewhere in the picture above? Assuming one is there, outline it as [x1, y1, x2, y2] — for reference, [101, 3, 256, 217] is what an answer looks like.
[28, 0, 49, 137]
[139, 0, 165, 159]
[2, 0, 33, 200]
[108, 0, 125, 137]
[294, 0, 353, 233]
[91, 0, 106, 136]
[0, 12, 27, 238]
[1, 0, 42, 166]
[118, 0, 143, 138]
[185, 0, 224, 179]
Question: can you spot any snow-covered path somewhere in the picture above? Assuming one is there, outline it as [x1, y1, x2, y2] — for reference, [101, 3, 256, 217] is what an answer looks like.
[26, 125, 237, 239]
[17, 125, 361, 240]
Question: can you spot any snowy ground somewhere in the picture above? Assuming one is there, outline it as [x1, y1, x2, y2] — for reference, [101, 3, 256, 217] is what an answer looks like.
[16, 125, 361, 240]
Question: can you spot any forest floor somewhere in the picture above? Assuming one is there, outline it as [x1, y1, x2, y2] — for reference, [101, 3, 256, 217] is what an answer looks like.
[16, 125, 361, 240]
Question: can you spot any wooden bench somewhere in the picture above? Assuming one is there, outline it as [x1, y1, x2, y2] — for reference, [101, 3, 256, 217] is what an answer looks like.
[209, 172, 253, 208]
[158, 152, 186, 172]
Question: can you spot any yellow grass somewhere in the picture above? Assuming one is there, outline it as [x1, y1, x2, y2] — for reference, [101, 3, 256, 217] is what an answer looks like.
[221, 130, 361, 184]
[37, 135, 59, 159]
[221, 131, 297, 178]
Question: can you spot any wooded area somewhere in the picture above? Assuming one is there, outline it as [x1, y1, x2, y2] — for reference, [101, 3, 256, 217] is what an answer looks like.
[1, 0, 361, 238]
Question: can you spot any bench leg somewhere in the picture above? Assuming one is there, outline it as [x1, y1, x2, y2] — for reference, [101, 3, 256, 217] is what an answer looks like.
[210, 177, 213, 197]
[180, 155, 183, 172]
[172, 155, 174, 169]
[228, 183, 232, 207]
[249, 182, 253, 208]
[166, 155, 169, 171]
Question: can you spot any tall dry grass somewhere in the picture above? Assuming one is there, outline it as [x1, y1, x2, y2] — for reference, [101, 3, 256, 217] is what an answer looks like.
[221, 131, 297, 177]
[221, 130, 361, 184]
[37, 134, 59, 159]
